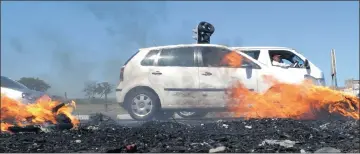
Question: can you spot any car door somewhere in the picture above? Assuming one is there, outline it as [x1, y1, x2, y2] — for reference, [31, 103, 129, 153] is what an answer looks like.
[197, 46, 261, 108]
[148, 46, 200, 108]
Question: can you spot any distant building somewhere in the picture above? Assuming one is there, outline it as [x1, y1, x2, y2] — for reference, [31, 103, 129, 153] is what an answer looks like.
[345, 79, 359, 89]
[341, 79, 359, 96]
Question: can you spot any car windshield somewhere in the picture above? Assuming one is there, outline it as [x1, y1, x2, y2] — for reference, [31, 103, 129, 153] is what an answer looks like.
[1, 76, 28, 90]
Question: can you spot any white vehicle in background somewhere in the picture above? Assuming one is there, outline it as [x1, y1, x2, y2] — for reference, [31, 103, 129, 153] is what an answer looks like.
[231, 46, 326, 87]
[115, 43, 326, 121]
[1, 76, 47, 104]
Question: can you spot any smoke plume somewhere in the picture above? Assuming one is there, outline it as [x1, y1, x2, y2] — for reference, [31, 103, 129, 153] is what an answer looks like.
[37, 2, 170, 98]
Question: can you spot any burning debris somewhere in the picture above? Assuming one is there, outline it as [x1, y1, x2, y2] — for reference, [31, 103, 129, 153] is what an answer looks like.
[222, 51, 360, 120]
[0, 114, 358, 153]
[227, 79, 359, 120]
[1, 94, 79, 133]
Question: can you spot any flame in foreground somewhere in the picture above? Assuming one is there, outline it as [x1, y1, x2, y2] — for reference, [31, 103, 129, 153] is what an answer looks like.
[223, 51, 359, 120]
[1, 94, 79, 132]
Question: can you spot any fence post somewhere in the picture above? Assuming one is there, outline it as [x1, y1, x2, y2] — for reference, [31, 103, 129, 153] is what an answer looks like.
[104, 93, 108, 112]
[64, 92, 68, 100]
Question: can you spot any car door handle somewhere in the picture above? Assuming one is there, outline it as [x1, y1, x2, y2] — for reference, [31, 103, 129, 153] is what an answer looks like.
[152, 71, 162, 75]
[201, 72, 212, 76]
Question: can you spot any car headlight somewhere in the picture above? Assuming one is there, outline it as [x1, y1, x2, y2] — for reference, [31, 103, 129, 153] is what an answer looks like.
[304, 75, 325, 86]
[304, 75, 317, 84]
[22, 93, 36, 101]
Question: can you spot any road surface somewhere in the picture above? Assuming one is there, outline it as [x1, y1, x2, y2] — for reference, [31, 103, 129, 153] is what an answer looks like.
[75, 103, 236, 127]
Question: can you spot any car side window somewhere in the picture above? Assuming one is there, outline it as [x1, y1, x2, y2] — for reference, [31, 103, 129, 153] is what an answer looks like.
[157, 47, 195, 67]
[200, 47, 260, 69]
[241, 50, 261, 60]
[141, 50, 159, 66]
[292, 55, 305, 66]
[269, 50, 305, 68]
[199, 46, 230, 67]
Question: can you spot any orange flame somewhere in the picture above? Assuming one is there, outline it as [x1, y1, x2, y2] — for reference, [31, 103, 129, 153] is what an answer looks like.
[1, 94, 79, 132]
[221, 50, 243, 67]
[223, 51, 359, 120]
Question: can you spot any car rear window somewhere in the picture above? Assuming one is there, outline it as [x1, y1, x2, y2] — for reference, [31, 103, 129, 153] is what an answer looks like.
[141, 50, 159, 66]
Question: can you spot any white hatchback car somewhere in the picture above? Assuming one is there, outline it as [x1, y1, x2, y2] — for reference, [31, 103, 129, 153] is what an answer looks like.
[116, 44, 287, 120]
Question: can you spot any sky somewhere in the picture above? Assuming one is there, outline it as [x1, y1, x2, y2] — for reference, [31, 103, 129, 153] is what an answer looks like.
[1, 1, 359, 98]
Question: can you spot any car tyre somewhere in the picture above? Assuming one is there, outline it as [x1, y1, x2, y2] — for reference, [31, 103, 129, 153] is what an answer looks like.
[125, 89, 160, 121]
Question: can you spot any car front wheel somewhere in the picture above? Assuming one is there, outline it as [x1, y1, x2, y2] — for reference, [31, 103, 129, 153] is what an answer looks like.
[125, 89, 160, 121]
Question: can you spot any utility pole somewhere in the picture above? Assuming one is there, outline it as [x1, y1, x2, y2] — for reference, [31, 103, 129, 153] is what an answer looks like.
[330, 49, 338, 89]
[104, 92, 108, 112]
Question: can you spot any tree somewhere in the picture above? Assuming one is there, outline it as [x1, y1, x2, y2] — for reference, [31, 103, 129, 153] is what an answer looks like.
[95, 82, 114, 98]
[17, 77, 51, 92]
[95, 83, 104, 98]
[83, 81, 97, 99]
[83, 81, 115, 100]
[102, 82, 114, 96]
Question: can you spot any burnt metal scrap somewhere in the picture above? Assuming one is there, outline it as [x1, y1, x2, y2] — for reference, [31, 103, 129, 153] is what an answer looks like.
[3, 103, 76, 134]
[6, 113, 74, 134]
[0, 114, 359, 153]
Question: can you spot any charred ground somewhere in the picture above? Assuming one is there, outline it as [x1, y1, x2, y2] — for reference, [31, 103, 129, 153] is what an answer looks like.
[0, 114, 359, 153]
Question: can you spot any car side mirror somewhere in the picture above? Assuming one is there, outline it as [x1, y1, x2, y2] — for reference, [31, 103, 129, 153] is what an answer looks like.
[243, 63, 260, 69]
[304, 59, 310, 69]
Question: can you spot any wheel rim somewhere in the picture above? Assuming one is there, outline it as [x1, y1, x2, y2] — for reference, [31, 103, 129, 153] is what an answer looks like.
[131, 94, 153, 117]
[179, 111, 195, 116]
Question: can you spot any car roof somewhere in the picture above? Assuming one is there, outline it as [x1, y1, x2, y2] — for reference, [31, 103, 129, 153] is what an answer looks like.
[1, 76, 12, 80]
[231, 46, 294, 50]
[138, 44, 267, 67]
[0, 76, 30, 89]
[140, 44, 229, 51]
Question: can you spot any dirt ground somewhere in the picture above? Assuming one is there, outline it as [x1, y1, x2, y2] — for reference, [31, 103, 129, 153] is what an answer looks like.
[2, 118, 358, 153]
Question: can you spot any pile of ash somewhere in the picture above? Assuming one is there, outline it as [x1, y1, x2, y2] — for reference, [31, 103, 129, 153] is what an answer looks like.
[0, 114, 358, 153]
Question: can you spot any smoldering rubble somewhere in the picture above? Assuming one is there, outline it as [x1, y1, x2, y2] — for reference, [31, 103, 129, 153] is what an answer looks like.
[0, 114, 359, 153]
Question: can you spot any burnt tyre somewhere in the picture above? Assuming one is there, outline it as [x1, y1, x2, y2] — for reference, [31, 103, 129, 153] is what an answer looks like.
[124, 89, 161, 121]
[177, 111, 208, 119]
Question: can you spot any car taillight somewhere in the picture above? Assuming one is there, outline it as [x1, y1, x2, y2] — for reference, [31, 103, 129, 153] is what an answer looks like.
[120, 67, 125, 81]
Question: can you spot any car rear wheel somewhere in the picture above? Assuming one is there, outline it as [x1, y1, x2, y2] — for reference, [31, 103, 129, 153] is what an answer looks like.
[125, 89, 160, 121]
[177, 111, 208, 119]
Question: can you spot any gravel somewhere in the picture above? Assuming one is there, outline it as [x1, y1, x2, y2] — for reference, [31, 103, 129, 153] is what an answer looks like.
[0, 114, 359, 153]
